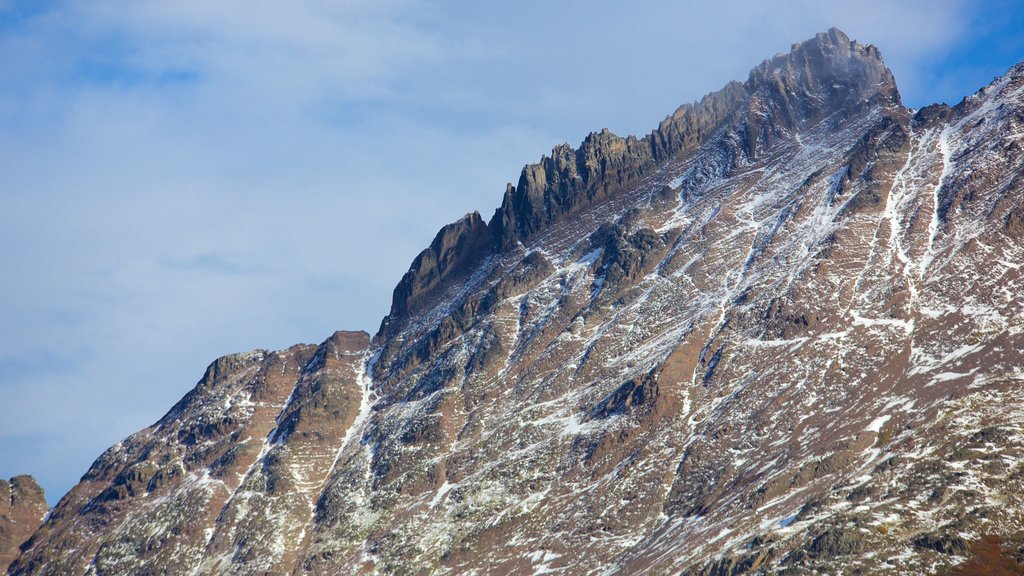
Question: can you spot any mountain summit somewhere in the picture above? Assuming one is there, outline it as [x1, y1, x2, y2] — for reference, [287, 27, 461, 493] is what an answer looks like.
[9, 29, 1024, 575]
[381, 29, 899, 338]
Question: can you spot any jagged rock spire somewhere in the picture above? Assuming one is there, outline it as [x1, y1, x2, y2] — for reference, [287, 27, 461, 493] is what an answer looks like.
[745, 28, 900, 127]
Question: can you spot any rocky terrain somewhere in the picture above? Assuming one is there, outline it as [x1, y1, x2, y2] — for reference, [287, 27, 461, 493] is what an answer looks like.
[0, 477, 47, 573]
[7, 28, 1024, 574]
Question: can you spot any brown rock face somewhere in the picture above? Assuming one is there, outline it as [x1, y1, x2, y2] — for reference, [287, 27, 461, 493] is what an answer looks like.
[382, 212, 492, 330]
[10, 29, 1024, 575]
[0, 476, 47, 573]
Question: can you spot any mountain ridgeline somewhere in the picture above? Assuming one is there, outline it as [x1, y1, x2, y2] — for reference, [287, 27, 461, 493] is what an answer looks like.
[8, 29, 1024, 575]
[381, 28, 899, 338]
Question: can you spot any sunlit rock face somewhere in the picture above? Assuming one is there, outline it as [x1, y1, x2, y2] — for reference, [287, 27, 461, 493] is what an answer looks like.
[10, 29, 1024, 575]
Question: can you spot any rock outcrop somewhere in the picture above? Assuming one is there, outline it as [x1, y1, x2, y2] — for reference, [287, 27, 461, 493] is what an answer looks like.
[0, 476, 46, 573]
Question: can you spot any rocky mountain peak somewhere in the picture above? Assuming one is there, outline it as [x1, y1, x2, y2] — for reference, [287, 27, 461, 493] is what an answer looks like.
[380, 30, 900, 339]
[749, 29, 898, 105]
[740, 28, 900, 143]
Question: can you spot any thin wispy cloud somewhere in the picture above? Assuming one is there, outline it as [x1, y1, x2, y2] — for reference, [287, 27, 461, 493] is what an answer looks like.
[1, 0, 1018, 503]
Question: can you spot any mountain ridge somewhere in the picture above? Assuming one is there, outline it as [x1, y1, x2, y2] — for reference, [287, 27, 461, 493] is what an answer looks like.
[380, 28, 896, 339]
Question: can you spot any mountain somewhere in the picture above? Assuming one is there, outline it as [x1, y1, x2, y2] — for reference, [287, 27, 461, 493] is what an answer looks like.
[8, 28, 1024, 574]
[0, 477, 47, 573]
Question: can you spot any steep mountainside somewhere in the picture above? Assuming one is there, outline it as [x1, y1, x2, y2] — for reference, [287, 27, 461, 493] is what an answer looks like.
[9, 29, 1024, 575]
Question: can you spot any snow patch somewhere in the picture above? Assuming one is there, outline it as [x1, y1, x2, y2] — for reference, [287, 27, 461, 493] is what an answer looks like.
[866, 415, 891, 433]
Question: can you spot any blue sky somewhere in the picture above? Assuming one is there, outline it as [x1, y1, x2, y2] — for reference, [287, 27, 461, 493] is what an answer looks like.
[1, 0, 1022, 503]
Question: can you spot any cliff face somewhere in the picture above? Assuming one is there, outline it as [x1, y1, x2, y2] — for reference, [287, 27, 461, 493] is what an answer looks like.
[10, 29, 1024, 575]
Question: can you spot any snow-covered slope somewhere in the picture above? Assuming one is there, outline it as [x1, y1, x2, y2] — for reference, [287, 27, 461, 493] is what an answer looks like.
[10, 29, 1024, 575]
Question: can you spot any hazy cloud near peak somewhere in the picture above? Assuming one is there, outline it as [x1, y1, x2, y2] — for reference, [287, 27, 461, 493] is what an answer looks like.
[3, 0, 1018, 502]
